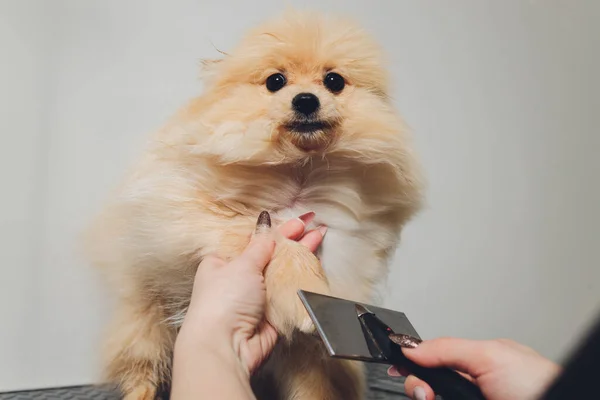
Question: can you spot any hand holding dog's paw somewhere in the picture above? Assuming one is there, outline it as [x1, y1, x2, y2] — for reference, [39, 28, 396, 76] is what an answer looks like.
[177, 211, 326, 375]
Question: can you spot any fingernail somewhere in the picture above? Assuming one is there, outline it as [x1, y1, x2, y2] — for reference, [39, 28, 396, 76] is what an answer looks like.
[297, 211, 315, 226]
[389, 334, 422, 349]
[387, 366, 401, 377]
[255, 211, 271, 234]
[413, 386, 427, 400]
[317, 225, 328, 237]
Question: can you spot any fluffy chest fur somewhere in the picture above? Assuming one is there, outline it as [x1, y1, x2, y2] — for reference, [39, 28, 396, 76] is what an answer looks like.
[197, 158, 407, 302]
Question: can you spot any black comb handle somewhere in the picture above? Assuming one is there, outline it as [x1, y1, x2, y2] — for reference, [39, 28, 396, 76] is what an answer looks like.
[388, 341, 486, 400]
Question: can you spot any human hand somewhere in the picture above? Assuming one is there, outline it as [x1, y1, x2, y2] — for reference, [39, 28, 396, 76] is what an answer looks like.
[388, 337, 561, 400]
[176, 211, 324, 374]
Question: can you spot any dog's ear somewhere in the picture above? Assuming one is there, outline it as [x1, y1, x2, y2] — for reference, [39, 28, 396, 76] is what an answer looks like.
[200, 58, 222, 85]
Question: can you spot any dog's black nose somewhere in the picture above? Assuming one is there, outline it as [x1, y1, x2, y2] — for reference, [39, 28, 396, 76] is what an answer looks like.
[292, 93, 320, 116]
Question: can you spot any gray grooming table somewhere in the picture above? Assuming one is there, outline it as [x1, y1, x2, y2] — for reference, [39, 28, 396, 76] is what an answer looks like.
[0, 365, 409, 399]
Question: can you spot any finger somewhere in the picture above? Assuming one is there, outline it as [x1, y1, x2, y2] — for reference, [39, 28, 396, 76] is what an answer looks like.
[256, 320, 278, 353]
[278, 212, 315, 240]
[402, 337, 490, 378]
[236, 211, 275, 272]
[404, 375, 435, 400]
[248, 320, 278, 354]
[494, 338, 538, 355]
[238, 236, 275, 273]
[246, 320, 279, 374]
[254, 210, 272, 235]
[298, 226, 327, 253]
[387, 365, 409, 377]
[456, 370, 475, 382]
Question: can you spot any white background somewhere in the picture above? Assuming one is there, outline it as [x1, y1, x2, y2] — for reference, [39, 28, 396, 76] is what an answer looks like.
[1, 0, 598, 391]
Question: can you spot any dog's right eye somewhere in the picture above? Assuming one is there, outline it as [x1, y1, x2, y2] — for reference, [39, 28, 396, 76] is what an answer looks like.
[266, 73, 287, 92]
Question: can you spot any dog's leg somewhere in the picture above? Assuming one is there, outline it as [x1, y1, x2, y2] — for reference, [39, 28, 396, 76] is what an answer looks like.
[264, 238, 330, 338]
[103, 299, 175, 400]
[261, 239, 367, 400]
[269, 334, 366, 400]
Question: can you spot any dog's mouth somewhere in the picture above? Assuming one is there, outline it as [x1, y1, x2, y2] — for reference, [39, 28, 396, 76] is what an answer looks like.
[284, 120, 335, 151]
[286, 121, 330, 133]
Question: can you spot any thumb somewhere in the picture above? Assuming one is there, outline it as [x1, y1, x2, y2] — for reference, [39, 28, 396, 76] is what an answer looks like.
[236, 211, 276, 272]
[402, 337, 490, 378]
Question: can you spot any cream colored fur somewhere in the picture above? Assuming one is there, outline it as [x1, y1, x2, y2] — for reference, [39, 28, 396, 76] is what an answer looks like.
[85, 10, 423, 400]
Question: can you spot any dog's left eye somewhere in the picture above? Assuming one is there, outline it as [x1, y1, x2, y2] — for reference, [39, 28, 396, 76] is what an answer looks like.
[323, 72, 345, 93]
[266, 73, 287, 92]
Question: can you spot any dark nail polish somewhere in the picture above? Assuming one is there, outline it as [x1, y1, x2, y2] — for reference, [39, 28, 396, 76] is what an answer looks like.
[255, 211, 271, 233]
[389, 334, 422, 349]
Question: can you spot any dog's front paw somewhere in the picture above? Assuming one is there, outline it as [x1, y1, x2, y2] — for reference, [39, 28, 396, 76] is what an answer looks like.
[298, 314, 316, 333]
[265, 240, 330, 338]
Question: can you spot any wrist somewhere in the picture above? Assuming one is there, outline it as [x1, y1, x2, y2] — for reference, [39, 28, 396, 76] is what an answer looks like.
[179, 303, 233, 344]
[172, 330, 255, 400]
[176, 323, 234, 359]
[174, 327, 249, 381]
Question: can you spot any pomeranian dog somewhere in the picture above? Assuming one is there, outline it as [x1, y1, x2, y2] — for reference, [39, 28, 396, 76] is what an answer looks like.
[85, 10, 423, 400]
